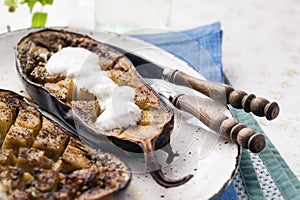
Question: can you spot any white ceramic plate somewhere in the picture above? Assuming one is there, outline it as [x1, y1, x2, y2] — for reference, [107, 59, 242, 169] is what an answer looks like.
[0, 28, 239, 200]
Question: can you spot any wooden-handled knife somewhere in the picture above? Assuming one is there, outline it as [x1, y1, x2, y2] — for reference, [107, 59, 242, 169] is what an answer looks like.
[118, 50, 279, 120]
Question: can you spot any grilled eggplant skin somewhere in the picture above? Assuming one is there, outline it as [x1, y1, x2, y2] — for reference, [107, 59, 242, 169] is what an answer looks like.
[0, 89, 131, 200]
[15, 28, 174, 153]
[16, 29, 193, 188]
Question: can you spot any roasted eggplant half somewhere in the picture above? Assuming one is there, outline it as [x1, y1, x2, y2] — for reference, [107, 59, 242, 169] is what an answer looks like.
[0, 89, 131, 199]
[16, 29, 192, 188]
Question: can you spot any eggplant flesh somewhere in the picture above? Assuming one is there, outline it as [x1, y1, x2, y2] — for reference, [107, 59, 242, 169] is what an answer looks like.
[0, 89, 131, 200]
[16, 29, 193, 187]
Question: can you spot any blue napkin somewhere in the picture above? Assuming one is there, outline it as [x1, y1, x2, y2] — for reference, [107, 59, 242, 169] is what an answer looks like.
[133, 22, 238, 200]
[133, 22, 224, 83]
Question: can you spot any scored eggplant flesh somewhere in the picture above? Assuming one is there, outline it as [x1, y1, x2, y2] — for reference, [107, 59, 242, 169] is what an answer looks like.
[16, 29, 193, 188]
[0, 89, 130, 200]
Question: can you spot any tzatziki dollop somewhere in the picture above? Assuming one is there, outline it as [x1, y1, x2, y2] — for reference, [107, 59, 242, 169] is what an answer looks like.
[45, 47, 141, 130]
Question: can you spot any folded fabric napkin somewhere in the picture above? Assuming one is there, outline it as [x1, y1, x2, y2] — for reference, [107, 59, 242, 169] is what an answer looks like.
[134, 22, 300, 199]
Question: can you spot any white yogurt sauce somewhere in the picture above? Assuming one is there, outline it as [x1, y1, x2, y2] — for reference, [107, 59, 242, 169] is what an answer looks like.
[45, 47, 141, 130]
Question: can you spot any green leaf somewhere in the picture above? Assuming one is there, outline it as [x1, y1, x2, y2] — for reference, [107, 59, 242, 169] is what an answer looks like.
[20, 0, 38, 13]
[31, 12, 47, 27]
[38, 0, 53, 6]
[20, 0, 53, 13]
[5, 0, 17, 6]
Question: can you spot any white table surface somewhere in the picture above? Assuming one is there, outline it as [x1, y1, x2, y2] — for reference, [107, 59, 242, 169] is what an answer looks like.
[1, 0, 299, 181]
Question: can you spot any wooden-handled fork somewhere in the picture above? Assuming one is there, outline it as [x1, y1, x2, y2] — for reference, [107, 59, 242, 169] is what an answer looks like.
[155, 87, 266, 153]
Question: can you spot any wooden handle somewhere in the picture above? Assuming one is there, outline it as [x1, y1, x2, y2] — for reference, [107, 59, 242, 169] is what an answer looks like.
[165, 70, 279, 120]
[172, 94, 266, 153]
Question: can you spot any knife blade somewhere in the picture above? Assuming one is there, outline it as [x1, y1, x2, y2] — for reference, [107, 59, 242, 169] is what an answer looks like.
[108, 44, 279, 120]
[148, 80, 266, 153]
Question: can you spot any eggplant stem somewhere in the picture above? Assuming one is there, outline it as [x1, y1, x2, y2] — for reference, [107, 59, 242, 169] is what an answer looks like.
[150, 169, 193, 188]
[142, 140, 193, 188]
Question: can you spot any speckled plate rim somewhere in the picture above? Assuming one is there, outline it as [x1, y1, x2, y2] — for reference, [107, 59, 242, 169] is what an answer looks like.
[0, 27, 240, 200]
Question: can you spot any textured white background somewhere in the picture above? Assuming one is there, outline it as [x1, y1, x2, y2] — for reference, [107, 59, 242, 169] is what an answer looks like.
[1, 0, 299, 180]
